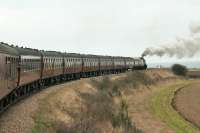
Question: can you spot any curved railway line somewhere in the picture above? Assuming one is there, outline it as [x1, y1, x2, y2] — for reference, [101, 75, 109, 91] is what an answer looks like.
[0, 42, 147, 115]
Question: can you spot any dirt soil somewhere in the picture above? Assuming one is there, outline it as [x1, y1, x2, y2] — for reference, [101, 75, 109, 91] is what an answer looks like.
[187, 71, 200, 78]
[174, 82, 200, 129]
[0, 69, 180, 133]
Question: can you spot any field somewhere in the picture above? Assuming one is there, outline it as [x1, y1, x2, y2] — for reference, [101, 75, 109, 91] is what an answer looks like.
[187, 70, 200, 78]
[174, 82, 200, 129]
[148, 82, 200, 133]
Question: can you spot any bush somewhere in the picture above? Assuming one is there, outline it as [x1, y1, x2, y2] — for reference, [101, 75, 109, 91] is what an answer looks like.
[171, 64, 188, 76]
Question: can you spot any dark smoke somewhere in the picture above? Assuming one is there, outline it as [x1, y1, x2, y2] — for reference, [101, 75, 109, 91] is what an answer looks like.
[142, 23, 200, 58]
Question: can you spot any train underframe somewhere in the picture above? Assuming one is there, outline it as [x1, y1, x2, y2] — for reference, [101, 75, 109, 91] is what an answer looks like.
[0, 67, 144, 114]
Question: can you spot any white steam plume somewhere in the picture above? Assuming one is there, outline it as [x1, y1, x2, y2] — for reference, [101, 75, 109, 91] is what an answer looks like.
[142, 23, 200, 58]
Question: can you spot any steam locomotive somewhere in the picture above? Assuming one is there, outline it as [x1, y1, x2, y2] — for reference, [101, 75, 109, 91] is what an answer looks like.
[0, 42, 147, 113]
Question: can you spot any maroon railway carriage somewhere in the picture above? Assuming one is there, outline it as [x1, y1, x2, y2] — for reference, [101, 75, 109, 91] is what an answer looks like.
[41, 51, 63, 85]
[81, 54, 100, 77]
[0, 43, 19, 99]
[63, 53, 82, 80]
[124, 57, 135, 70]
[14, 47, 42, 87]
[99, 56, 114, 74]
[113, 57, 126, 73]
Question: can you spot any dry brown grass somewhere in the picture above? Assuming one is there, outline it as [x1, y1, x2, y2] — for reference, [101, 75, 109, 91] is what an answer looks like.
[32, 69, 178, 133]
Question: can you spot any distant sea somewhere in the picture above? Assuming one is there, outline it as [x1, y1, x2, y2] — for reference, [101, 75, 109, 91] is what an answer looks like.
[148, 61, 200, 68]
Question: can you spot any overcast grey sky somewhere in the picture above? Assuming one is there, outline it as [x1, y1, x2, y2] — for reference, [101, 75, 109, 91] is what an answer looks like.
[0, 0, 200, 62]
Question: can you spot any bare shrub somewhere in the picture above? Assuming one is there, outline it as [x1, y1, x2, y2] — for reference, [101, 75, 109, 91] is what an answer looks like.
[90, 76, 121, 96]
[64, 72, 150, 133]
[125, 71, 155, 86]
[90, 76, 112, 92]
[55, 118, 101, 133]
[78, 92, 114, 122]
[112, 99, 132, 128]
[112, 98, 143, 133]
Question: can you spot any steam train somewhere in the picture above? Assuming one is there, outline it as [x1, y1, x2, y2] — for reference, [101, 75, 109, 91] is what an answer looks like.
[0, 42, 147, 113]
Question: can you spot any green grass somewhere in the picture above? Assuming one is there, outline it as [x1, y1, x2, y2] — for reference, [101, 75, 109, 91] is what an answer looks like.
[189, 68, 200, 71]
[31, 92, 57, 133]
[148, 82, 200, 133]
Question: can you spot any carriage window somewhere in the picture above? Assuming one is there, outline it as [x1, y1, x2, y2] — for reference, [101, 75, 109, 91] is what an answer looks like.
[6, 57, 8, 64]
[5, 56, 18, 79]
[6, 57, 11, 64]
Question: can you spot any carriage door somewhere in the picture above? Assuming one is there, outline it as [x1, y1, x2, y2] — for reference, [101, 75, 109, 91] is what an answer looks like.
[6, 56, 18, 89]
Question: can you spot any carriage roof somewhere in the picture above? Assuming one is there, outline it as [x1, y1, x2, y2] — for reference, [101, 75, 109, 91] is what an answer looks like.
[81, 54, 100, 58]
[14, 46, 41, 56]
[41, 51, 63, 57]
[63, 53, 82, 58]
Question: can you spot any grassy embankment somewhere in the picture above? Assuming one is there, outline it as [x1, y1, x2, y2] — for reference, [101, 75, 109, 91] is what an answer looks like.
[32, 71, 154, 133]
[148, 81, 200, 133]
[31, 70, 200, 133]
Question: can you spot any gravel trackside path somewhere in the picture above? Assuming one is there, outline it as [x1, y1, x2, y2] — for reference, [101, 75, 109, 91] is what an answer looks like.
[0, 82, 75, 133]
